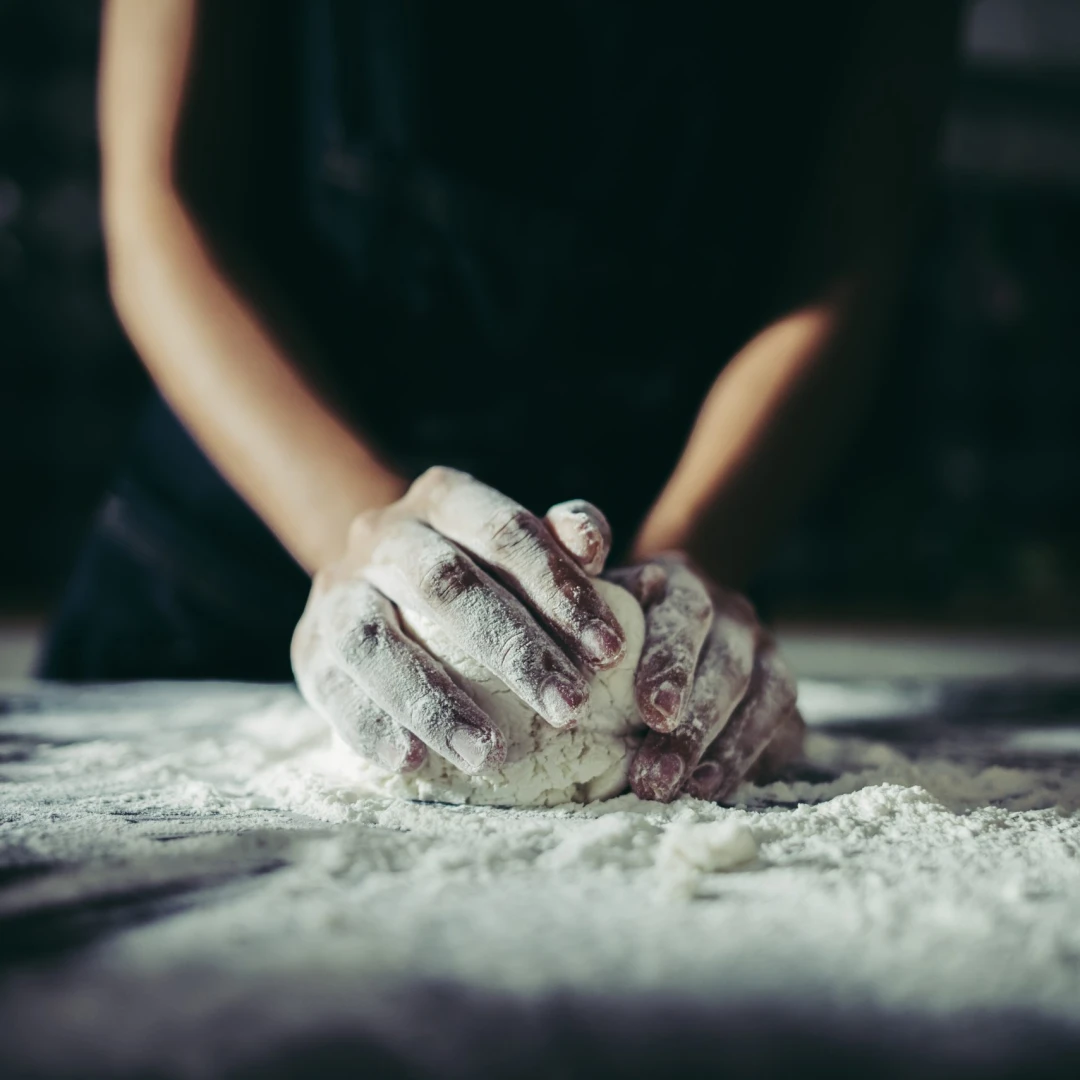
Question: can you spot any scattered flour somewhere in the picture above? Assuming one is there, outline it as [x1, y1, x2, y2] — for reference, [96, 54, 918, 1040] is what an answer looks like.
[2, 680, 1080, 1074]
[656, 820, 759, 873]
[654, 820, 759, 901]
[349, 580, 646, 806]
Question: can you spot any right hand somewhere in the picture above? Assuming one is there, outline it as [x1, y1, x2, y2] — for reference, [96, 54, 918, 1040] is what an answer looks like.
[292, 467, 627, 775]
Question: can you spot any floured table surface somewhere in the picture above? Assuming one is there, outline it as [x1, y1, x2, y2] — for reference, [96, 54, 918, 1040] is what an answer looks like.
[2, 664, 1080, 1078]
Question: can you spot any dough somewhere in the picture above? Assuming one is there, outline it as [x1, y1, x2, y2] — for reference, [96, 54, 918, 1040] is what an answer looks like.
[347, 580, 646, 807]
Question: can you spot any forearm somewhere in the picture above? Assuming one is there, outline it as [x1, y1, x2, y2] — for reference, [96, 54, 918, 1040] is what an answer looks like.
[635, 0, 958, 586]
[99, 0, 405, 574]
[632, 287, 881, 586]
[106, 189, 406, 572]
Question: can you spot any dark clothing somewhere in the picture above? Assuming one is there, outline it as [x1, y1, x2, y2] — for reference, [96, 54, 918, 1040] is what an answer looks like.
[41, 397, 310, 681]
[42, 0, 866, 680]
[304, 0, 862, 529]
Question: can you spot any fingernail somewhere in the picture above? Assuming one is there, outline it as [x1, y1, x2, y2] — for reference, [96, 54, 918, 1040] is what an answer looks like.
[565, 509, 591, 536]
[632, 750, 687, 802]
[451, 728, 496, 772]
[581, 620, 625, 668]
[649, 684, 681, 726]
[656, 752, 686, 796]
[375, 737, 407, 772]
[401, 737, 428, 773]
[541, 675, 587, 728]
[576, 536, 604, 573]
[570, 515, 602, 559]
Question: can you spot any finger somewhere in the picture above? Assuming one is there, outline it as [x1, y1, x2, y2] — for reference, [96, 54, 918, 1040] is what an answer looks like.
[363, 518, 590, 730]
[411, 467, 626, 671]
[292, 613, 427, 772]
[683, 643, 798, 802]
[543, 500, 612, 576]
[748, 707, 806, 785]
[322, 577, 506, 773]
[604, 561, 668, 608]
[610, 555, 713, 733]
[300, 648, 428, 773]
[628, 595, 756, 802]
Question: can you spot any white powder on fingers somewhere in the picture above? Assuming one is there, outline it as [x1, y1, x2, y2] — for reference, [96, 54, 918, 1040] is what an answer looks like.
[345, 580, 646, 807]
[364, 516, 591, 730]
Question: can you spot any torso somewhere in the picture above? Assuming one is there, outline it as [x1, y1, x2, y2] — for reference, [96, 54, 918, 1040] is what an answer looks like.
[303, 0, 865, 544]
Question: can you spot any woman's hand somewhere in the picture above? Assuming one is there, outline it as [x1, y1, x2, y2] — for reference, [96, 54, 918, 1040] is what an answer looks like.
[606, 555, 802, 803]
[510, 498, 804, 803]
[291, 468, 628, 776]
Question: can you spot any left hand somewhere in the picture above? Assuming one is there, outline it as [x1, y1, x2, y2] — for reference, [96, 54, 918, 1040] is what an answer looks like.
[545, 504, 803, 803]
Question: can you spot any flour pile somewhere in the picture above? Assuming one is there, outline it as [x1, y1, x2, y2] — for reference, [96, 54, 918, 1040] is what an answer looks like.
[2, 680, 1080, 1074]
[351, 579, 645, 806]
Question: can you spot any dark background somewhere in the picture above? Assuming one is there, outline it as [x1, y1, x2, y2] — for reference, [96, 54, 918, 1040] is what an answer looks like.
[1, 0, 1078, 628]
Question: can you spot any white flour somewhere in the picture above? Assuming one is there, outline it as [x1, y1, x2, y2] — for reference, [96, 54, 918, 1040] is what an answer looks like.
[354, 580, 646, 806]
[2, 679, 1080, 1074]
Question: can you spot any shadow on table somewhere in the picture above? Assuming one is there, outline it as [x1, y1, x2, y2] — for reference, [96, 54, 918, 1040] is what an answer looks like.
[6, 975, 1078, 1078]
[241, 987, 1080, 1080]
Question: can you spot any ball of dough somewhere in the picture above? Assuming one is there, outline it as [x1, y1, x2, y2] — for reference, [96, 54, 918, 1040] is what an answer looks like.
[347, 580, 646, 807]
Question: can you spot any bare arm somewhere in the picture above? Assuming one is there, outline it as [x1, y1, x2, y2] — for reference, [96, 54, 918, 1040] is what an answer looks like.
[99, 0, 406, 573]
[633, 0, 961, 586]
[101, 4, 632, 780]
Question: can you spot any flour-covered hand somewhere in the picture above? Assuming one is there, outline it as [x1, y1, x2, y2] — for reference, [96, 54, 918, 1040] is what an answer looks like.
[599, 555, 801, 803]
[292, 468, 628, 775]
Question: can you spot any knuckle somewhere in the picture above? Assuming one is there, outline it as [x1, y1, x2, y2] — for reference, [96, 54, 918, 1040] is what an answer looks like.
[410, 465, 465, 502]
[346, 511, 379, 551]
[420, 464, 456, 486]
[635, 562, 669, 605]
[487, 507, 538, 558]
[337, 614, 389, 668]
[496, 628, 533, 672]
[418, 552, 478, 606]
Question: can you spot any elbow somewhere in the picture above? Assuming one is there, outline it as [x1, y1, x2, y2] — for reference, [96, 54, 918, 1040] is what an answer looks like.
[101, 179, 143, 306]
[104, 228, 133, 318]
[104, 226, 148, 332]
[101, 173, 180, 317]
